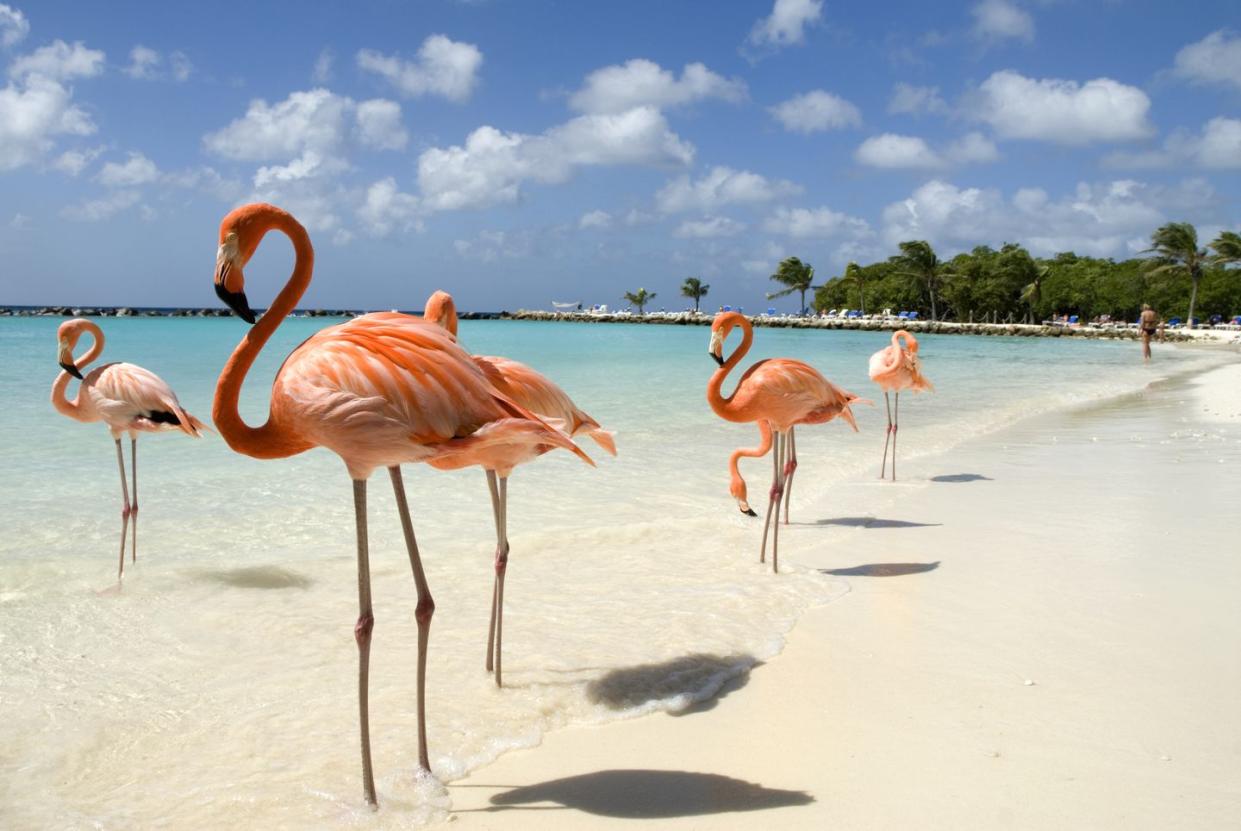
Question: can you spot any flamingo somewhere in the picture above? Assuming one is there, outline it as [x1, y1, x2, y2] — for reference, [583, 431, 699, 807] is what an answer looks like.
[51, 318, 207, 578]
[868, 330, 933, 481]
[209, 203, 591, 807]
[423, 290, 614, 687]
[707, 312, 863, 572]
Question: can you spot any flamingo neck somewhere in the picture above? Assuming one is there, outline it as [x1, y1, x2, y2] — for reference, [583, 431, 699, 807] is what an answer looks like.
[707, 317, 754, 421]
[213, 209, 316, 459]
[728, 420, 772, 500]
[51, 321, 105, 422]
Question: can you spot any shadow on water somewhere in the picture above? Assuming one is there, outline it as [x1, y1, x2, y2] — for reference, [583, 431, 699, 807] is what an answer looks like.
[193, 565, 314, 590]
[480, 769, 814, 818]
[812, 516, 941, 529]
[822, 561, 940, 577]
[930, 473, 993, 483]
[586, 653, 759, 715]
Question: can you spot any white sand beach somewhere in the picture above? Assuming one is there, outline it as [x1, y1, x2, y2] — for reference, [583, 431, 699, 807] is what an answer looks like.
[449, 357, 1241, 830]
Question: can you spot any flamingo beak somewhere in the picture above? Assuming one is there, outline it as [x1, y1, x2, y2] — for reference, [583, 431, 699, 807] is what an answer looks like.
[741, 506, 758, 517]
[59, 360, 83, 380]
[215, 259, 256, 324]
[708, 329, 725, 365]
[57, 341, 83, 379]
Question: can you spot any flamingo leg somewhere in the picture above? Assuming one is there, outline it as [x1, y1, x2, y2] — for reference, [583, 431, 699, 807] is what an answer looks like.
[782, 427, 798, 525]
[485, 471, 501, 674]
[130, 437, 138, 563]
[759, 431, 779, 564]
[388, 466, 435, 773]
[772, 432, 785, 574]
[892, 392, 900, 481]
[113, 438, 131, 580]
[351, 479, 377, 807]
[493, 475, 510, 688]
[880, 392, 892, 479]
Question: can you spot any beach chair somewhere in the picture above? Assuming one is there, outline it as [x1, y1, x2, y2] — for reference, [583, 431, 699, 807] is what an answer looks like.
[767, 307, 777, 316]
[907, 311, 919, 320]
[1068, 315, 1079, 325]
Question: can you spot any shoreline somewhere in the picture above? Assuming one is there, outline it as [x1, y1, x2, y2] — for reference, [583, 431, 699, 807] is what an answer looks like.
[447, 356, 1241, 830]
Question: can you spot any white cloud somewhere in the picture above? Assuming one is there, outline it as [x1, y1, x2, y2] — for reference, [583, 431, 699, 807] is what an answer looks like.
[169, 51, 192, 82]
[52, 145, 102, 176]
[97, 151, 160, 186]
[357, 35, 482, 102]
[1105, 117, 1241, 171]
[888, 83, 948, 116]
[967, 70, 1152, 144]
[0, 4, 29, 48]
[579, 209, 612, 229]
[880, 178, 1214, 257]
[124, 45, 160, 79]
[61, 189, 142, 222]
[855, 133, 943, 169]
[0, 75, 96, 170]
[746, 0, 823, 49]
[769, 90, 860, 134]
[945, 131, 1000, 164]
[252, 151, 341, 188]
[453, 229, 533, 262]
[357, 177, 421, 237]
[971, 0, 1034, 43]
[675, 216, 746, 238]
[1172, 30, 1241, 91]
[354, 99, 408, 150]
[762, 206, 872, 239]
[418, 107, 693, 212]
[9, 39, 104, 81]
[569, 59, 746, 114]
[656, 166, 801, 213]
[312, 48, 333, 83]
[204, 88, 351, 162]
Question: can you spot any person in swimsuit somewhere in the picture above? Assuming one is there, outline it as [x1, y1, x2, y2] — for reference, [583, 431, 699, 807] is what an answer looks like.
[1140, 304, 1161, 361]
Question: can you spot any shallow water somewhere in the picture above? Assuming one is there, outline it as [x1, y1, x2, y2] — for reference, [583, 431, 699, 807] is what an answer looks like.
[0, 316, 1226, 828]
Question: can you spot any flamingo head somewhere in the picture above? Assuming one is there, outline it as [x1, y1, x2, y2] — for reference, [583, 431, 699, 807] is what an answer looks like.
[708, 311, 745, 365]
[424, 290, 458, 338]
[214, 219, 258, 324]
[56, 319, 87, 379]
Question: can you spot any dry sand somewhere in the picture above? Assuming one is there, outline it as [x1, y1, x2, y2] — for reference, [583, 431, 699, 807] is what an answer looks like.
[448, 358, 1241, 830]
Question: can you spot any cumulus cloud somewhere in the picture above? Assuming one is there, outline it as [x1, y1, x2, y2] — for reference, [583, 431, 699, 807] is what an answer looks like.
[762, 205, 872, 240]
[656, 166, 801, 214]
[97, 151, 160, 186]
[675, 216, 746, 238]
[52, 145, 102, 176]
[357, 177, 421, 236]
[880, 177, 1215, 257]
[769, 90, 860, 134]
[888, 83, 948, 116]
[0, 75, 97, 170]
[354, 99, 408, 150]
[125, 47, 192, 82]
[357, 35, 482, 102]
[1105, 117, 1241, 171]
[9, 39, 104, 81]
[971, 0, 1034, 43]
[1172, 30, 1241, 91]
[418, 107, 694, 212]
[746, 0, 823, 50]
[0, 3, 29, 48]
[569, 59, 746, 114]
[579, 209, 612, 230]
[854, 132, 998, 169]
[967, 70, 1152, 144]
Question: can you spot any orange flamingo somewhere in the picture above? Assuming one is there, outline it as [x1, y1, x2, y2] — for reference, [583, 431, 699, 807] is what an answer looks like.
[51, 318, 206, 578]
[423, 290, 614, 686]
[707, 312, 863, 572]
[868, 330, 933, 480]
[209, 204, 591, 807]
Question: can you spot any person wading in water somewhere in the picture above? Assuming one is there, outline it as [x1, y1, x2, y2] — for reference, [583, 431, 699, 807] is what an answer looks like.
[1140, 304, 1163, 361]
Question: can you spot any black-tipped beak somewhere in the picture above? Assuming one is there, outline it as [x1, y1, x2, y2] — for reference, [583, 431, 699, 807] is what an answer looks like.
[742, 507, 758, 517]
[215, 281, 256, 324]
[59, 360, 83, 380]
[710, 351, 724, 366]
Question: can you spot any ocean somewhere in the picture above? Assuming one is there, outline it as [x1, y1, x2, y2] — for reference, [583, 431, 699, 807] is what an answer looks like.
[0, 316, 1226, 828]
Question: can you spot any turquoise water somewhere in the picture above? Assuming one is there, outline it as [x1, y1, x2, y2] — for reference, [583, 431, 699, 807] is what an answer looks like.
[0, 316, 1225, 828]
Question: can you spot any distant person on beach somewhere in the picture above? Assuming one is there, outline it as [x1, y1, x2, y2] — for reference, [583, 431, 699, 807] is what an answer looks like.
[1140, 304, 1162, 361]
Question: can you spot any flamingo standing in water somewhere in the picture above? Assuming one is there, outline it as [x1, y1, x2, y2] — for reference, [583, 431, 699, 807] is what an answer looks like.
[868, 330, 933, 481]
[209, 204, 591, 807]
[51, 318, 206, 578]
[707, 312, 863, 572]
[423, 290, 614, 687]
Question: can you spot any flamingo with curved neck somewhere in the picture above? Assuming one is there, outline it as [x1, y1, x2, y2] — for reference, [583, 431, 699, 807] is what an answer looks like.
[728, 420, 772, 517]
[706, 312, 864, 571]
[51, 318, 206, 578]
[868, 329, 934, 480]
[210, 204, 591, 808]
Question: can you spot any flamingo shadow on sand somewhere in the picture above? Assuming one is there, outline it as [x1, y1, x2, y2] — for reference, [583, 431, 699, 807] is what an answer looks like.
[585, 653, 759, 715]
[810, 516, 941, 529]
[193, 565, 314, 590]
[479, 770, 814, 818]
[930, 473, 992, 483]
[822, 561, 940, 577]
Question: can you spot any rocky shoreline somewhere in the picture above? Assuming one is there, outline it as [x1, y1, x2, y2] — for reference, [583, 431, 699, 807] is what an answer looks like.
[0, 306, 505, 320]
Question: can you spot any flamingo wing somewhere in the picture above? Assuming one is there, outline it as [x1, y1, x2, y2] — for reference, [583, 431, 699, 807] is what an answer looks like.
[740, 359, 864, 430]
[88, 362, 204, 436]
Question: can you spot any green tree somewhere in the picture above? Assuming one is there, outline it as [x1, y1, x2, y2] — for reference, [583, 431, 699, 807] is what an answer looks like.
[843, 262, 865, 315]
[1144, 222, 1208, 328]
[1211, 230, 1241, 267]
[680, 277, 710, 312]
[767, 256, 817, 314]
[891, 240, 946, 321]
[622, 288, 657, 314]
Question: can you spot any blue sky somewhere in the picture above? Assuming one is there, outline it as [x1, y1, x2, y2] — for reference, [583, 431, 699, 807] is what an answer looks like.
[0, 0, 1238, 311]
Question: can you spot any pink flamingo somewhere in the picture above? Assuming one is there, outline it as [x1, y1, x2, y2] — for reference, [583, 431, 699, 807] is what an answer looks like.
[423, 290, 614, 686]
[210, 204, 591, 807]
[868, 330, 933, 481]
[51, 318, 206, 578]
[707, 312, 864, 571]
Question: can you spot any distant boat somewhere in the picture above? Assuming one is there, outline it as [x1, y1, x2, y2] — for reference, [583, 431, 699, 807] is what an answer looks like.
[552, 301, 581, 309]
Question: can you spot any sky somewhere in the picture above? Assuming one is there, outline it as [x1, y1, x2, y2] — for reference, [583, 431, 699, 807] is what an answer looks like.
[0, 0, 1238, 311]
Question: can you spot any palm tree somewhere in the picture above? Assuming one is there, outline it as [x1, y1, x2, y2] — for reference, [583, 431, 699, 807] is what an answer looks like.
[843, 262, 865, 315]
[891, 240, 944, 321]
[1211, 230, 1241, 266]
[1019, 266, 1048, 324]
[1144, 222, 1208, 328]
[767, 256, 817, 314]
[681, 277, 710, 313]
[623, 288, 657, 314]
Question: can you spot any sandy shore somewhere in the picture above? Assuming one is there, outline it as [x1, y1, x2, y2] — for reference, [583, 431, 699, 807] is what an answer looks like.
[448, 358, 1241, 829]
